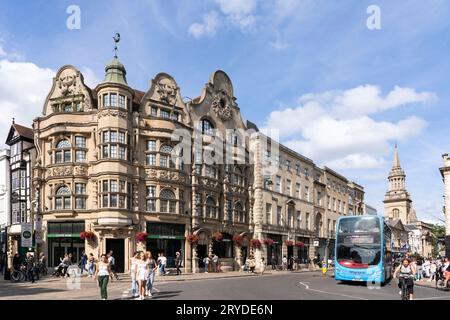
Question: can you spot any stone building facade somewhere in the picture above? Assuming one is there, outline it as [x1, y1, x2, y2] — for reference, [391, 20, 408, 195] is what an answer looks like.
[440, 153, 450, 258]
[30, 56, 365, 273]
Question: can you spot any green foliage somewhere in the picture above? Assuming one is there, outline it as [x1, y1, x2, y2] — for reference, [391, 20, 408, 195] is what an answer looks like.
[431, 224, 445, 257]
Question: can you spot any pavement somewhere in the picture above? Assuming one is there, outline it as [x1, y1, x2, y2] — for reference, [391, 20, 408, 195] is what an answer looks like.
[1, 269, 449, 300]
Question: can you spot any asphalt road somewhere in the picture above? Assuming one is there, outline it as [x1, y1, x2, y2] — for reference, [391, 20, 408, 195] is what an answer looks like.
[1, 271, 449, 300]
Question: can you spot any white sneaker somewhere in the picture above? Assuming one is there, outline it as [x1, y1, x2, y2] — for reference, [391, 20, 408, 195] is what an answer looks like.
[148, 291, 152, 297]
[398, 291, 402, 295]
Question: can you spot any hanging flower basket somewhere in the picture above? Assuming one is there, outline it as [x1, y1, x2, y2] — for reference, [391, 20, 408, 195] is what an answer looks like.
[284, 240, 294, 247]
[250, 239, 262, 248]
[187, 234, 200, 244]
[80, 231, 96, 241]
[264, 238, 274, 246]
[212, 231, 223, 242]
[233, 235, 244, 246]
[136, 232, 149, 243]
[295, 241, 305, 247]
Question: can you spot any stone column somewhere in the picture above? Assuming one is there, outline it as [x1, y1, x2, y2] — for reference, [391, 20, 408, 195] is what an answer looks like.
[192, 243, 199, 273]
[440, 154, 450, 258]
[250, 134, 264, 269]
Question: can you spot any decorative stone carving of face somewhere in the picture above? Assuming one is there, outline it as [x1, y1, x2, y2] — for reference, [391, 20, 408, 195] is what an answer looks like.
[156, 78, 177, 105]
[59, 72, 77, 96]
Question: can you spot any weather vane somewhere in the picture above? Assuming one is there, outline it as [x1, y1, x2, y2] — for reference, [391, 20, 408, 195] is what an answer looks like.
[113, 33, 121, 58]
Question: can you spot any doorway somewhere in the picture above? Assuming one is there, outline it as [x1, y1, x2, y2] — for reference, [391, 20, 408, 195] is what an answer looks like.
[197, 244, 207, 268]
[106, 239, 125, 273]
[49, 238, 84, 267]
[287, 246, 294, 270]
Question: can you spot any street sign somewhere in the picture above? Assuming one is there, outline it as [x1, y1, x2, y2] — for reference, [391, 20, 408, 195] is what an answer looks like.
[313, 240, 319, 247]
[21, 222, 33, 248]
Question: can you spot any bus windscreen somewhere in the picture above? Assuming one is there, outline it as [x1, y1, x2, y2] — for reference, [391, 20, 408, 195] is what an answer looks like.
[336, 217, 381, 269]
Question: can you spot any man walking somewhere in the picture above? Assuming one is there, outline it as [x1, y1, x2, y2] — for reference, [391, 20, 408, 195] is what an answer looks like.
[26, 253, 35, 283]
[107, 250, 119, 280]
[80, 250, 87, 276]
[212, 254, 219, 273]
[175, 251, 182, 275]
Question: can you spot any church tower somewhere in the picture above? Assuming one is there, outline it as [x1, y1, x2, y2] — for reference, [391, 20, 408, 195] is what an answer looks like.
[384, 144, 417, 224]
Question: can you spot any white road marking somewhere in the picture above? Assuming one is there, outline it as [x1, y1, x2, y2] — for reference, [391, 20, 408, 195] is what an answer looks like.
[296, 281, 368, 300]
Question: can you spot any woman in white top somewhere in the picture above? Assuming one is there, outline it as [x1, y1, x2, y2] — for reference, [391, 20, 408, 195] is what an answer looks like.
[130, 252, 139, 298]
[134, 252, 149, 300]
[93, 254, 113, 300]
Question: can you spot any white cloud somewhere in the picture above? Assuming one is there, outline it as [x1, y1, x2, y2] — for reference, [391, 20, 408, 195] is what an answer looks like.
[0, 44, 6, 57]
[263, 85, 435, 170]
[0, 47, 54, 147]
[188, 11, 220, 38]
[215, 0, 257, 29]
[81, 67, 101, 88]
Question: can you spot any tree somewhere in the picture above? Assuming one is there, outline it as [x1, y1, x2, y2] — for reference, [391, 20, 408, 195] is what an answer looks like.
[430, 224, 445, 257]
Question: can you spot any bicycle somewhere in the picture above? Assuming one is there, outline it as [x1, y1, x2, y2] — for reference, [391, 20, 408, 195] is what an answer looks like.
[10, 265, 27, 282]
[398, 276, 413, 300]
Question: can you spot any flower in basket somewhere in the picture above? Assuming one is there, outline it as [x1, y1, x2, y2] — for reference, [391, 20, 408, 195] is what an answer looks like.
[250, 239, 262, 248]
[80, 231, 95, 240]
[136, 232, 149, 243]
[284, 240, 294, 247]
[233, 235, 244, 246]
[264, 238, 274, 246]
[212, 231, 223, 241]
[295, 241, 305, 247]
[187, 234, 200, 244]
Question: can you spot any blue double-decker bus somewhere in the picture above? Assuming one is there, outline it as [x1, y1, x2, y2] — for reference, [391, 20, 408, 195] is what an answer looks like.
[334, 215, 393, 283]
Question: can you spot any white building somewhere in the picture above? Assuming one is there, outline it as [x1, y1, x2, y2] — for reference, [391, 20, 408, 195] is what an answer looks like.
[0, 149, 10, 253]
[364, 204, 377, 215]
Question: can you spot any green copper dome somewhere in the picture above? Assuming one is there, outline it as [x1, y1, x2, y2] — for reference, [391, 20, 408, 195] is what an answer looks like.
[103, 58, 128, 85]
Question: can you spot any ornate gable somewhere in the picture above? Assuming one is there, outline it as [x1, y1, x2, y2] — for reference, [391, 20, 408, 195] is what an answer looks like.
[140, 73, 190, 124]
[42, 65, 94, 115]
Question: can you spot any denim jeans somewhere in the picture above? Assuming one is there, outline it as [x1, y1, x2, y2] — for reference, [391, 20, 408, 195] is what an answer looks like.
[88, 264, 95, 276]
[131, 272, 138, 296]
[146, 271, 155, 291]
[204, 263, 209, 272]
[416, 267, 423, 280]
[80, 263, 86, 274]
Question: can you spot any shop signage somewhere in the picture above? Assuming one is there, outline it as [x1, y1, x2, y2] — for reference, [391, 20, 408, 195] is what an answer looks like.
[313, 239, 320, 247]
[47, 233, 80, 238]
[148, 235, 185, 240]
[21, 222, 33, 248]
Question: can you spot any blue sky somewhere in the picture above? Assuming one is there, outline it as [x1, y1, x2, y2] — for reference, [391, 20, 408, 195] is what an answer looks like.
[0, 0, 448, 223]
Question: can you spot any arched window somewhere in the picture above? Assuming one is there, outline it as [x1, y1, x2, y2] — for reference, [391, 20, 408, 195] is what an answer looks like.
[55, 139, 71, 163]
[55, 185, 71, 210]
[392, 209, 400, 219]
[232, 166, 244, 186]
[205, 196, 217, 218]
[235, 202, 244, 223]
[159, 145, 175, 168]
[201, 119, 214, 135]
[160, 189, 177, 213]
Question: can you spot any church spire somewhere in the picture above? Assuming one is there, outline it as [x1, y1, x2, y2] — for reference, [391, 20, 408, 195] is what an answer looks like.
[393, 143, 401, 168]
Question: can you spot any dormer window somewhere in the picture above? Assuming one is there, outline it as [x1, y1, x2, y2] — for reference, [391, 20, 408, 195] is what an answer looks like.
[64, 103, 72, 112]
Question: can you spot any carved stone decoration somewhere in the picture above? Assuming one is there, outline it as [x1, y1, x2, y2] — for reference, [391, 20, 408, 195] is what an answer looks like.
[156, 78, 178, 105]
[47, 166, 74, 178]
[211, 89, 233, 121]
[59, 74, 76, 96]
[98, 109, 128, 119]
[74, 166, 88, 176]
[34, 132, 42, 166]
